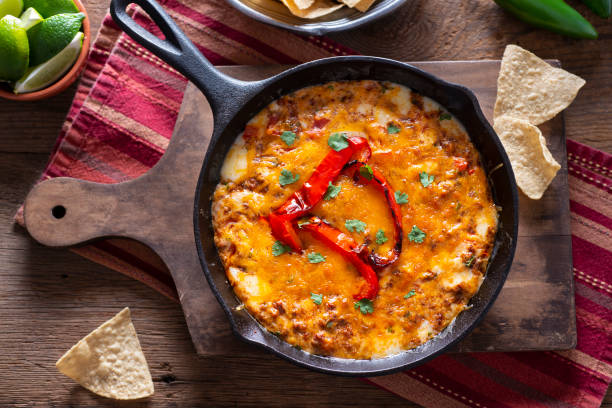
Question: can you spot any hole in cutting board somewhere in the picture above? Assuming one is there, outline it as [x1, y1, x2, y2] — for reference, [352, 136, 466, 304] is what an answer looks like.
[51, 205, 66, 219]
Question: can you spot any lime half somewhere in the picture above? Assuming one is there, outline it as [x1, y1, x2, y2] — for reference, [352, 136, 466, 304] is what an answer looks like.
[19, 6, 42, 29]
[14, 30, 81, 93]
[0, 15, 28, 81]
[0, 0, 23, 19]
[23, 0, 76, 18]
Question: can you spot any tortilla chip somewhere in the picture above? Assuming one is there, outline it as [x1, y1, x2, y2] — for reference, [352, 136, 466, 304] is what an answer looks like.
[294, 0, 315, 9]
[494, 115, 561, 200]
[353, 0, 376, 12]
[494, 45, 585, 125]
[340, 0, 361, 7]
[56, 308, 154, 400]
[281, 0, 344, 18]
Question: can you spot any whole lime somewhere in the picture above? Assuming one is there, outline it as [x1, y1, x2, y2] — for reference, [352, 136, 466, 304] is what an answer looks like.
[0, 15, 29, 81]
[27, 11, 83, 66]
[23, 0, 77, 18]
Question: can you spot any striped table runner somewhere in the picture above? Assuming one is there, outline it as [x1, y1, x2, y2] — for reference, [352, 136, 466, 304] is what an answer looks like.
[16, 0, 612, 406]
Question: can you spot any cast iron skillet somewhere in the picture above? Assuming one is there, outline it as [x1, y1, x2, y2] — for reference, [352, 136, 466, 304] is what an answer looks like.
[110, 0, 518, 376]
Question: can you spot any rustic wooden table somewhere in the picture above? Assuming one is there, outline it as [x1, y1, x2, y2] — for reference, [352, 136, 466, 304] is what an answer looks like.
[1, 0, 610, 406]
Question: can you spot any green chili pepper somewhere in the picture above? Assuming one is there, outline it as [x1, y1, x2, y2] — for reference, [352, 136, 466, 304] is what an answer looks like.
[494, 0, 598, 39]
[581, 0, 611, 18]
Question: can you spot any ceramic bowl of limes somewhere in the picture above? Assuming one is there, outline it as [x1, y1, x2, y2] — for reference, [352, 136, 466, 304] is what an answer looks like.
[0, 0, 90, 101]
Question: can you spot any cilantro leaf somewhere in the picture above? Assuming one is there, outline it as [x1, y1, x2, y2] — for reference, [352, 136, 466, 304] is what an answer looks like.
[404, 289, 416, 299]
[387, 123, 401, 134]
[308, 252, 326, 264]
[280, 130, 297, 146]
[465, 255, 476, 268]
[420, 171, 434, 188]
[323, 182, 341, 200]
[328, 132, 349, 151]
[354, 299, 374, 315]
[408, 225, 426, 243]
[279, 169, 299, 186]
[311, 292, 323, 305]
[376, 229, 388, 245]
[272, 241, 291, 256]
[394, 191, 408, 204]
[359, 164, 373, 180]
[439, 112, 452, 121]
[345, 219, 366, 233]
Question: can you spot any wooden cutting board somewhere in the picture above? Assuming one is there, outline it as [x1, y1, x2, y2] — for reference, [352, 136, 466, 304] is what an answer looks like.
[24, 60, 575, 356]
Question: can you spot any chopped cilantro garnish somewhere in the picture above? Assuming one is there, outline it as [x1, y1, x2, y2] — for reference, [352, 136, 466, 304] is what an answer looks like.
[387, 327, 394, 333]
[439, 112, 452, 121]
[279, 169, 299, 186]
[308, 252, 326, 264]
[404, 289, 416, 299]
[272, 241, 291, 256]
[354, 299, 374, 315]
[326, 321, 334, 329]
[420, 171, 434, 187]
[394, 191, 408, 204]
[408, 225, 426, 243]
[376, 229, 388, 245]
[404, 311, 411, 318]
[311, 292, 323, 305]
[456, 202, 462, 211]
[280, 130, 297, 146]
[465, 255, 476, 268]
[387, 123, 401, 134]
[359, 164, 373, 180]
[345, 219, 367, 233]
[328, 132, 349, 151]
[323, 182, 341, 200]
[327, 84, 334, 90]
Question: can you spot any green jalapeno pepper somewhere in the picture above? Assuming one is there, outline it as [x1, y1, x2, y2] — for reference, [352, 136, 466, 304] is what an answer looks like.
[494, 0, 598, 39]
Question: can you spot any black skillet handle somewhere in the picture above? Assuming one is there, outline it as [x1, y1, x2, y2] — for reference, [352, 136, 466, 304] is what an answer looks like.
[110, 0, 250, 118]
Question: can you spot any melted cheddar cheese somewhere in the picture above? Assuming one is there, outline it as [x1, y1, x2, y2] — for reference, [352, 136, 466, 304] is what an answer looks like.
[212, 80, 498, 359]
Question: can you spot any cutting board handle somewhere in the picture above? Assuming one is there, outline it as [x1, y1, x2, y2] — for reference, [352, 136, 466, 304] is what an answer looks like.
[24, 177, 153, 247]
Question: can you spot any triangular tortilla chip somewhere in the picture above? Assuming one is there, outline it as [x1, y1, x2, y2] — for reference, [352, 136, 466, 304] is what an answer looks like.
[494, 45, 585, 125]
[354, 0, 377, 12]
[281, 0, 343, 18]
[56, 308, 154, 400]
[293, 0, 315, 9]
[494, 115, 561, 200]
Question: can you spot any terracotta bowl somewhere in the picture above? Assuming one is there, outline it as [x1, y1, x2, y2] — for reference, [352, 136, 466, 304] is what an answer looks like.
[0, 0, 91, 101]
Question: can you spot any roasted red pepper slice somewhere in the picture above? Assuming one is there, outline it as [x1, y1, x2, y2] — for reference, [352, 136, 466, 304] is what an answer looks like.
[268, 135, 371, 251]
[347, 161, 403, 268]
[301, 216, 379, 300]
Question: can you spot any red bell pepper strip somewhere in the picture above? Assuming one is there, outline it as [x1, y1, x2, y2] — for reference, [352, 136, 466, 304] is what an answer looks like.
[268, 136, 371, 251]
[301, 216, 379, 300]
[347, 161, 403, 268]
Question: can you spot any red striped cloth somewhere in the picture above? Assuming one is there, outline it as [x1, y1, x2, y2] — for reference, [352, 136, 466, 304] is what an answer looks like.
[16, 0, 612, 406]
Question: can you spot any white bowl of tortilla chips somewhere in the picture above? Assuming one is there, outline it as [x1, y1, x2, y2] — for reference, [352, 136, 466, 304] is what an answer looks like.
[226, 0, 407, 35]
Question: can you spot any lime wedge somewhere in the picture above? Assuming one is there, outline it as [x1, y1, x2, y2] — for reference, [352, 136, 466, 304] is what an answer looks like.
[14, 30, 81, 93]
[0, 0, 23, 19]
[0, 15, 28, 81]
[23, 0, 76, 18]
[19, 6, 41, 29]
[27, 11, 83, 66]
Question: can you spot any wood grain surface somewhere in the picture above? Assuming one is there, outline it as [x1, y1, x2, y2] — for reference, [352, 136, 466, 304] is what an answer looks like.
[1, 0, 610, 406]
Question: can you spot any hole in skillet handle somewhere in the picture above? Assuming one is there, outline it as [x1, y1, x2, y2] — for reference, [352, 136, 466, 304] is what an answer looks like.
[51, 205, 66, 219]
